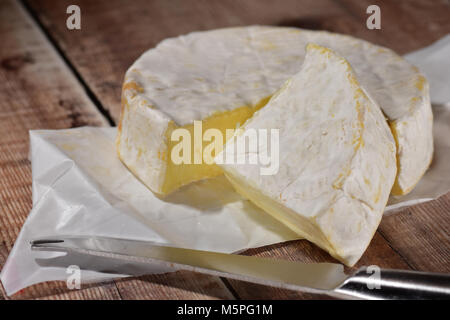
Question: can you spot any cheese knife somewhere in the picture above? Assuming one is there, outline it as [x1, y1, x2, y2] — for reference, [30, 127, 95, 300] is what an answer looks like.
[30, 236, 450, 300]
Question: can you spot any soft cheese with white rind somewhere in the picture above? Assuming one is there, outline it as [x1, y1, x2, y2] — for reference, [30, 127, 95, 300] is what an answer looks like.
[217, 44, 397, 266]
[117, 26, 432, 196]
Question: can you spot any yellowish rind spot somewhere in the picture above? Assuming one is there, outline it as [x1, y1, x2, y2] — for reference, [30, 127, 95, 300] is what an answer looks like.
[415, 75, 426, 91]
[388, 121, 404, 195]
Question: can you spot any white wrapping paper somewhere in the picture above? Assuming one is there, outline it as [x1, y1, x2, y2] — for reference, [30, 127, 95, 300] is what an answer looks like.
[1, 35, 449, 296]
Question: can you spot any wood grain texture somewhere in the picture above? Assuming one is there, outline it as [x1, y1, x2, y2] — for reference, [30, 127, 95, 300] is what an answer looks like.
[115, 272, 234, 300]
[25, 0, 349, 122]
[379, 193, 450, 273]
[337, 0, 450, 54]
[0, 281, 5, 300]
[37, 283, 121, 300]
[335, 0, 450, 274]
[23, 0, 353, 300]
[227, 232, 411, 299]
[0, 0, 109, 299]
[0, 0, 233, 300]
[10, 281, 121, 300]
[8, 0, 450, 299]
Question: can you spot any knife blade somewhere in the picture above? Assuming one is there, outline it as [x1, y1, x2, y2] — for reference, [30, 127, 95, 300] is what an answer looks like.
[31, 236, 450, 299]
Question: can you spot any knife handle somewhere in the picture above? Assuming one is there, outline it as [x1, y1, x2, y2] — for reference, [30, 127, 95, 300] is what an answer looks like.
[336, 267, 450, 300]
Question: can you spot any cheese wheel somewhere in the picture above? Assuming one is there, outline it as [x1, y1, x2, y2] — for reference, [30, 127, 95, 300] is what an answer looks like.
[116, 26, 432, 196]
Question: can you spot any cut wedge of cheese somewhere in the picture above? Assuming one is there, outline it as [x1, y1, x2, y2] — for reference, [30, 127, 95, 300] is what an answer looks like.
[116, 26, 432, 196]
[216, 44, 397, 266]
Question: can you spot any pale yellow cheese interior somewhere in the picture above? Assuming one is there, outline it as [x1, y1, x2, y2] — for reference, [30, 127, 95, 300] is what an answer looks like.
[224, 171, 334, 254]
[161, 97, 270, 194]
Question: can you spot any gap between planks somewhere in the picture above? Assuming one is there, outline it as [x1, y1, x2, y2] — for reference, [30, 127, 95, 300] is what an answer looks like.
[8, 0, 237, 300]
[20, 0, 115, 126]
[18, 0, 450, 299]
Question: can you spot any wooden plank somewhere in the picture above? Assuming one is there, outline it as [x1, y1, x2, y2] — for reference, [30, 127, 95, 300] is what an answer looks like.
[335, 0, 450, 274]
[24, 0, 450, 299]
[0, 0, 109, 299]
[0, 0, 233, 300]
[0, 281, 5, 300]
[379, 193, 450, 273]
[115, 272, 234, 300]
[336, 0, 450, 54]
[25, 0, 349, 122]
[9, 281, 121, 300]
[227, 232, 411, 299]
[37, 283, 121, 300]
[228, 198, 450, 299]
[24, 0, 354, 300]
[224, 0, 450, 298]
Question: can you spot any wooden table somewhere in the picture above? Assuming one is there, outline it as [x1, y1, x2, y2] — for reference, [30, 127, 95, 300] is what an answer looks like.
[0, 0, 449, 300]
